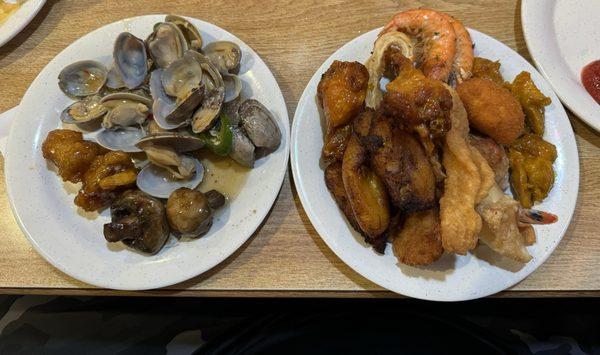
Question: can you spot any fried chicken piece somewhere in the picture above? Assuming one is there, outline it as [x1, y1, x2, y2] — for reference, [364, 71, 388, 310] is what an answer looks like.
[322, 124, 352, 162]
[457, 78, 525, 145]
[325, 161, 386, 253]
[469, 135, 510, 190]
[352, 108, 375, 138]
[42, 129, 108, 183]
[74, 151, 138, 211]
[318, 61, 369, 161]
[342, 134, 390, 239]
[365, 113, 435, 213]
[383, 50, 453, 138]
[439, 87, 484, 255]
[392, 208, 443, 266]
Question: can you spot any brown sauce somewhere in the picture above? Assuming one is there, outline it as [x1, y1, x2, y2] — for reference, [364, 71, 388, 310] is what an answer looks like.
[194, 151, 249, 200]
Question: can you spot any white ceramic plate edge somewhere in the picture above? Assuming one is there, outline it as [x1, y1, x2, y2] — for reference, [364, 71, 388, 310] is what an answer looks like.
[0, 0, 46, 47]
[291, 27, 579, 301]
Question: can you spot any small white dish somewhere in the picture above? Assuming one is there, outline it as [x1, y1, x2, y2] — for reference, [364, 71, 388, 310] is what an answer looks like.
[0, 0, 46, 47]
[522, 0, 600, 132]
[5, 15, 290, 290]
[291, 28, 579, 301]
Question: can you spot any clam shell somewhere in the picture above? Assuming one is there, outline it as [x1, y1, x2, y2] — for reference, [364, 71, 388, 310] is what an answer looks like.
[239, 99, 281, 150]
[113, 33, 148, 89]
[136, 132, 205, 153]
[222, 73, 242, 103]
[60, 94, 107, 124]
[58, 60, 108, 97]
[146, 22, 188, 69]
[95, 126, 145, 152]
[136, 157, 205, 199]
[203, 41, 242, 74]
[165, 15, 203, 51]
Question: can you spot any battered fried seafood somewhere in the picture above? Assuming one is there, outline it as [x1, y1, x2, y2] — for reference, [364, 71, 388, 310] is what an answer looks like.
[439, 87, 487, 254]
[342, 135, 390, 240]
[469, 135, 510, 189]
[381, 9, 457, 82]
[508, 134, 557, 208]
[457, 78, 525, 145]
[318, 61, 369, 161]
[42, 129, 108, 183]
[471, 57, 506, 86]
[74, 151, 138, 211]
[391, 208, 443, 266]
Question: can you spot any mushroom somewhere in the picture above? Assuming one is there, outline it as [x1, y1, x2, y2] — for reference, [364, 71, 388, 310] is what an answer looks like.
[166, 188, 225, 238]
[103, 190, 170, 255]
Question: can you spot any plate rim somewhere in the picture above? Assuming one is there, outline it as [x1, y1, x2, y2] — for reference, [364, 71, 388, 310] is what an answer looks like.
[0, 0, 47, 47]
[521, 0, 600, 132]
[290, 26, 579, 301]
[4, 14, 290, 290]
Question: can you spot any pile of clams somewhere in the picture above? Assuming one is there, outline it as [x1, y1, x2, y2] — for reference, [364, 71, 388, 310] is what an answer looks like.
[57, 15, 281, 254]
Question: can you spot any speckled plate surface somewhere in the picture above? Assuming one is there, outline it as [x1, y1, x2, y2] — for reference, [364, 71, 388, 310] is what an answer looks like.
[291, 28, 579, 301]
[0, 0, 46, 47]
[522, 0, 600, 132]
[5, 15, 289, 290]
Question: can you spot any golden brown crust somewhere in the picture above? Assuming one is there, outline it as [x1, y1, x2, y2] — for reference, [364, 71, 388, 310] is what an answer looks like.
[457, 78, 524, 145]
[392, 208, 443, 266]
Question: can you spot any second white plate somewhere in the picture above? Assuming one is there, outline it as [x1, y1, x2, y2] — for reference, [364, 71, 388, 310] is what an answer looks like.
[291, 28, 579, 301]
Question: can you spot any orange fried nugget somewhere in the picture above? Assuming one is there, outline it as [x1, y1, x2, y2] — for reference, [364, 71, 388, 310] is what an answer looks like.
[457, 78, 524, 145]
[42, 129, 108, 183]
[392, 208, 443, 266]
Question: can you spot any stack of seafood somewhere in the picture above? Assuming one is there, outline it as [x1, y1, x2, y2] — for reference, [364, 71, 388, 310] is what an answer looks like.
[319, 9, 557, 265]
[42, 15, 281, 255]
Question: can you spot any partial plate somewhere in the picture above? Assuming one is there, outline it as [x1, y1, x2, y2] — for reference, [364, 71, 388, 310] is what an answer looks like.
[0, 0, 46, 47]
[522, 0, 600, 131]
[5, 15, 289, 290]
[291, 28, 579, 301]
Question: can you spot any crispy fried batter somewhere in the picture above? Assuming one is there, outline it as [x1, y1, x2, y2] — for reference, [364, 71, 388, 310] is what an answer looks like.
[469, 135, 510, 189]
[74, 151, 138, 211]
[42, 129, 108, 183]
[342, 135, 390, 239]
[383, 50, 452, 138]
[366, 113, 435, 212]
[457, 78, 524, 145]
[392, 208, 443, 266]
[352, 108, 375, 137]
[470, 146, 495, 204]
[477, 184, 533, 263]
[322, 124, 352, 162]
[439, 87, 483, 255]
[318, 61, 369, 161]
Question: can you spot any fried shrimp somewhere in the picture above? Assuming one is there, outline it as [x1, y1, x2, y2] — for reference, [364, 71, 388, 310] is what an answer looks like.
[381, 9, 457, 82]
[439, 86, 483, 254]
[439, 12, 474, 84]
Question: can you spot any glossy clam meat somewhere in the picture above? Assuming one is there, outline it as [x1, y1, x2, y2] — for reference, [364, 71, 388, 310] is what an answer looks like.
[203, 41, 242, 74]
[146, 22, 188, 69]
[58, 60, 108, 97]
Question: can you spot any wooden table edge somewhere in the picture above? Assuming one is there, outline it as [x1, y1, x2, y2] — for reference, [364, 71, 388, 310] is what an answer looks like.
[1, 288, 599, 298]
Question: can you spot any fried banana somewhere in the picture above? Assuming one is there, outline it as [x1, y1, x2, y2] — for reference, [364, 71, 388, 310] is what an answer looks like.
[342, 134, 390, 239]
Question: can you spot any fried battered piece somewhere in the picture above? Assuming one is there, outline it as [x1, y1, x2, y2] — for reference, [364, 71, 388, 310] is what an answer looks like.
[508, 134, 557, 208]
[42, 129, 108, 183]
[322, 124, 352, 162]
[470, 146, 496, 203]
[509, 71, 551, 136]
[366, 113, 435, 212]
[477, 184, 533, 263]
[352, 108, 375, 137]
[383, 51, 453, 138]
[325, 161, 386, 253]
[471, 57, 506, 86]
[74, 151, 138, 211]
[342, 135, 390, 239]
[392, 208, 443, 266]
[469, 135, 510, 189]
[439, 87, 483, 255]
[457, 78, 525, 145]
[318, 61, 369, 161]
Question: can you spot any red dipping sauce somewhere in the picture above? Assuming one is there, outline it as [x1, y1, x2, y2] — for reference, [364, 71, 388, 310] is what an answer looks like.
[581, 60, 600, 104]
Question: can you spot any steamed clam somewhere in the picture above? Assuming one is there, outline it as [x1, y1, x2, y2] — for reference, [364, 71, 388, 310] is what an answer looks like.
[146, 22, 188, 69]
[203, 41, 242, 74]
[60, 94, 107, 125]
[239, 99, 281, 150]
[58, 60, 108, 97]
[113, 33, 148, 90]
[165, 15, 203, 51]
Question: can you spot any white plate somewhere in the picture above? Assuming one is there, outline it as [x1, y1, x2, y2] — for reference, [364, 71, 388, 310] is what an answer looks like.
[291, 28, 579, 301]
[522, 0, 600, 132]
[0, 0, 46, 47]
[5, 15, 290, 290]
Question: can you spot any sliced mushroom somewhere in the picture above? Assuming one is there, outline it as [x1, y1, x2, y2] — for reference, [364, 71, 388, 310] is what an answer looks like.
[113, 33, 148, 89]
[103, 190, 170, 255]
[239, 99, 281, 150]
[58, 60, 108, 97]
[203, 41, 242, 74]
